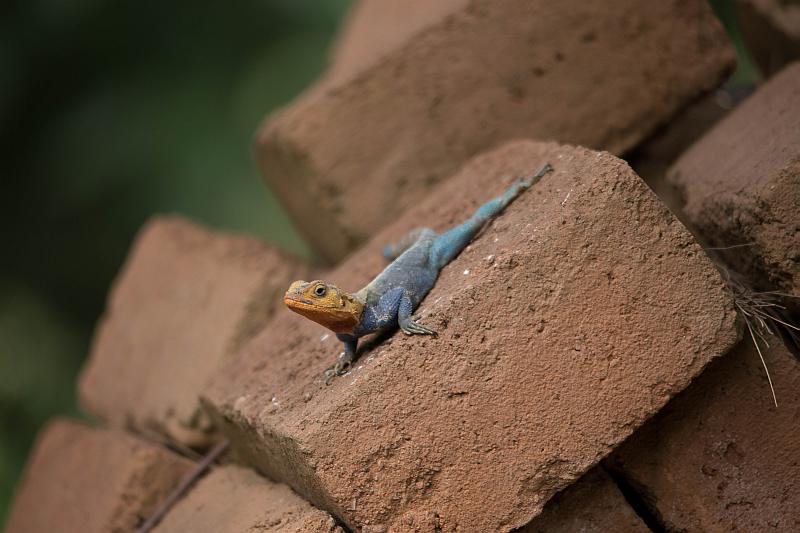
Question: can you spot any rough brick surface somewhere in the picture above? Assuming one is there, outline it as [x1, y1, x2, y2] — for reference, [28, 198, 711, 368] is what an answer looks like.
[325, 0, 467, 86]
[153, 465, 341, 533]
[519, 467, 648, 533]
[257, 0, 733, 262]
[79, 216, 308, 448]
[610, 339, 800, 531]
[5, 419, 192, 533]
[207, 140, 739, 531]
[668, 63, 800, 311]
[736, 0, 800, 75]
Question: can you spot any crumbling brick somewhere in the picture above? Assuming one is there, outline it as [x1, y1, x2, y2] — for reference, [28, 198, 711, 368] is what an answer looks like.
[668, 63, 800, 314]
[5, 419, 192, 533]
[206, 140, 739, 531]
[519, 466, 648, 533]
[610, 339, 800, 531]
[79, 216, 308, 448]
[256, 0, 734, 262]
[153, 465, 342, 533]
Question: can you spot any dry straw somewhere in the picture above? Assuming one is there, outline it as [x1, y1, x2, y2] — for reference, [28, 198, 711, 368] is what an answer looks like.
[718, 265, 800, 408]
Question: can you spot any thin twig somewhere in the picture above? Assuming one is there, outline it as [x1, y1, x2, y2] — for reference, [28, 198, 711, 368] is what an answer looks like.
[136, 439, 230, 533]
[138, 427, 205, 462]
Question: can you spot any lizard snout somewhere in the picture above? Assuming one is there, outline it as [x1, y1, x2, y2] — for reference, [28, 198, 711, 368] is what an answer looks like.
[284, 281, 313, 306]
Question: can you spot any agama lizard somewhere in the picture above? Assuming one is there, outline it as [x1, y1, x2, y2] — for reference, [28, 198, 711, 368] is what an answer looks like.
[284, 163, 553, 382]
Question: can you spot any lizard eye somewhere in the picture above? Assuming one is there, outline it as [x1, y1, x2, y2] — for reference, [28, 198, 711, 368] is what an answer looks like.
[314, 285, 327, 297]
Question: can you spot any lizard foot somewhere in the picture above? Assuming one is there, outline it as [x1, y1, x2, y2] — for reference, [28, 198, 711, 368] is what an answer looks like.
[399, 316, 437, 336]
[323, 360, 351, 385]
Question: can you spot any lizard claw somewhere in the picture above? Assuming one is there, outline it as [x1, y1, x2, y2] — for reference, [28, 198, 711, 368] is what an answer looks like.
[399, 317, 437, 336]
[323, 360, 351, 385]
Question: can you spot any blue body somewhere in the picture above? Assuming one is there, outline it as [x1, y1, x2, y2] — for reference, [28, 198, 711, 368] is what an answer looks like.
[331, 163, 552, 371]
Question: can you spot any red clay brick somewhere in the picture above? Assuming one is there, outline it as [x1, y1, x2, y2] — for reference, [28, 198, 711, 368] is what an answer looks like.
[627, 91, 744, 222]
[153, 465, 341, 533]
[668, 63, 800, 312]
[79, 216, 308, 448]
[257, 0, 733, 262]
[519, 466, 648, 533]
[5, 419, 192, 533]
[206, 140, 739, 531]
[325, 0, 467, 86]
[610, 339, 800, 531]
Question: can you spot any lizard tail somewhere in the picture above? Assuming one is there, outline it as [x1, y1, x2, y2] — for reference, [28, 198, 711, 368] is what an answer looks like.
[430, 163, 552, 268]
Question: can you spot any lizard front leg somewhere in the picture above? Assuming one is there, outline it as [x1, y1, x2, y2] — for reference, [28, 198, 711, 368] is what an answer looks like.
[325, 334, 358, 384]
[366, 286, 435, 336]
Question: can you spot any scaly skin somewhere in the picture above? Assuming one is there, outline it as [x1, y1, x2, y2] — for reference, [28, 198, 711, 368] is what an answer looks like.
[284, 163, 553, 383]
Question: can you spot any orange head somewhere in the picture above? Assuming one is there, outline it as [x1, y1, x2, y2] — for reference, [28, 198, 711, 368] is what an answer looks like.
[283, 280, 363, 334]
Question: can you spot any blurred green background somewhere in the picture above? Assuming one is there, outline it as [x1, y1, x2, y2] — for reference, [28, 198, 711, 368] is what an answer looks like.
[0, 0, 350, 522]
[0, 0, 763, 525]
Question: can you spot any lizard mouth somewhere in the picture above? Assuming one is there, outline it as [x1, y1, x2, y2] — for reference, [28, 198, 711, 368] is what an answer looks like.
[283, 294, 320, 310]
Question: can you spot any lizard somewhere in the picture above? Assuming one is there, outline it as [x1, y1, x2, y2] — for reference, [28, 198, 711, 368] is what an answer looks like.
[284, 163, 553, 383]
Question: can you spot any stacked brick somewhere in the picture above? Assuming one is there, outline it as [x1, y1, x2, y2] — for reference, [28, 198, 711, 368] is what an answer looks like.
[610, 340, 800, 531]
[606, 61, 800, 531]
[6, 217, 340, 532]
[519, 467, 648, 533]
[205, 140, 739, 531]
[153, 466, 343, 533]
[667, 63, 800, 316]
[78, 217, 309, 449]
[7, 2, 800, 533]
[256, 0, 733, 262]
[5, 420, 193, 533]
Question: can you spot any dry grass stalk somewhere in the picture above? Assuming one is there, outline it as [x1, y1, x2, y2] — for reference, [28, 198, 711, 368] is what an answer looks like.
[718, 266, 800, 407]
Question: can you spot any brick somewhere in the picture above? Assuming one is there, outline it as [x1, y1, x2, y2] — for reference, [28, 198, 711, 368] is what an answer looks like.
[5, 419, 192, 533]
[610, 338, 800, 531]
[206, 140, 739, 531]
[518, 466, 647, 533]
[667, 63, 800, 312]
[256, 0, 734, 262]
[626, 89, 748, 221]
[153, 465, 341, 533]
[325, 0, 467, 87]
[736, 0, 800, 76]
[79, 216, 308, 448]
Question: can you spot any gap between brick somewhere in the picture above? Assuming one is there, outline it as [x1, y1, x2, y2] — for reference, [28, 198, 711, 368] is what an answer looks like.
[602, 463, 667, 533]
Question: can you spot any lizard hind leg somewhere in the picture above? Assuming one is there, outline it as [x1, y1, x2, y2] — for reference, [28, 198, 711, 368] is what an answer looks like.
[382, 227, 434, 261]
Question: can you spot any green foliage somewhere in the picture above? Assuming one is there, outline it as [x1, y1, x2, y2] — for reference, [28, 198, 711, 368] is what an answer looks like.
[709, 0, 762, 83]
[0, 285, 84, 522]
